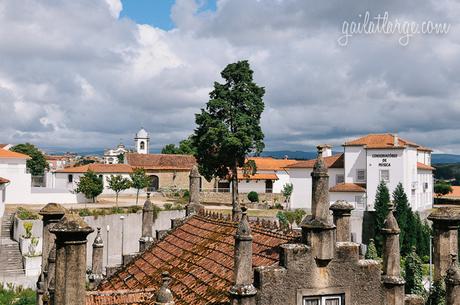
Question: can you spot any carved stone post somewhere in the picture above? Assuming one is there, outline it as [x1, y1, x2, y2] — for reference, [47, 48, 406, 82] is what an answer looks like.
[186, 165, 204, 216]
[89, 227, 104, 287]
[445, 254, 460, 305]
[50, 214, 94, 305]
[428, 207, 460, 281]
[382, 206, 405, 305]
[229, 207, 257, 305]
[300, 145, 335, 265]
[329, 200, 354, 242]
[153, 271, 175, 305]
[139, 194, 156, 252]
[37, 203, 66, 305]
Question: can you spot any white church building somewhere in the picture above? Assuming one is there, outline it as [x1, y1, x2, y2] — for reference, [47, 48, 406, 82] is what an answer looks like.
[286, 134, 433, 212]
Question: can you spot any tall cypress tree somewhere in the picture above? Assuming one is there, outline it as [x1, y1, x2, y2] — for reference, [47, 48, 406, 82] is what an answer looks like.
[373, 180, 390, 256]
[404, 247, 425, 296]
[393, 182, 414, 256]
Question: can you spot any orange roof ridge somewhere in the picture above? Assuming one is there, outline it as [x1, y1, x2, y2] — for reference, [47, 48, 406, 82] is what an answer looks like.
[0, 148, 30, 159]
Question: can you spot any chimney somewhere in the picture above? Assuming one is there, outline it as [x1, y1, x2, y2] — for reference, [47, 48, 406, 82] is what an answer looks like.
[300, 145, 336, 265]
[229, 207, 257, 305]
[37, 203, 66, 305]
[381, 205, 405, 305]
[139, 194, 156, 252]
[428, 207, 460, 281]
[89, 227, 104, 287]
[329, 200, 354, 242]
[445, 254, 460, 305]
[153, 271, 175, 305]
[50, 214, 94, 305]
[321, 144, 333, 157]
[394, 134, 399, 147]
[186, 165, 204, 216]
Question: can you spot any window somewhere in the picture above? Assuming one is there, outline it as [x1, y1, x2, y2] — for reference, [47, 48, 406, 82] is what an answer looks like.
[303, 295, 344, 305]
[379, 170, 389, 182]
[68, 174, 73, 183]
[356, 169, 366, 182]
[424, 182, 429, 191]
[140, 141, 145, 150]
[355, 196, 365, 209]
[336, 174, 344, 184]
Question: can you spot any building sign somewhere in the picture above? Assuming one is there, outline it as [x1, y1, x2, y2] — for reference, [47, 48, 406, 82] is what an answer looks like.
[371, 153, 397, 167]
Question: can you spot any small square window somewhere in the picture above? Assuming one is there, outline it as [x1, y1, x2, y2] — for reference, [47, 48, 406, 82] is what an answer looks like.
[379, 170, 390, 182]
[303, 294, 344, 305]
[356, 169, 366, 182]
[336, 174, 344, 184]
[67, 174, 73, 183]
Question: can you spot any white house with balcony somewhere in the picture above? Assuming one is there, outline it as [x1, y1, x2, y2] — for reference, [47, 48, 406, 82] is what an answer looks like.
[286, 134, 433, 212]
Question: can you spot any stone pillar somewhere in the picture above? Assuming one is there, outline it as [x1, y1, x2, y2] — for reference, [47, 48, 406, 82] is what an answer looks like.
[186, 165, 204, 216]
[50, 214, 94, 305]
[428, 207, 460, 281]
[89, 227, 104, 287]
[153, 271, 175, 305]
[446, 254, 460, 305]
[46, 244, 56, 305]
[229, 207, 257, 305]
[300, 146, 335, 265]
[329, 200, 354, 242]
[381, 206, 405, 305]
[37, 203, 66, 305]
[139, 194, 156, 252]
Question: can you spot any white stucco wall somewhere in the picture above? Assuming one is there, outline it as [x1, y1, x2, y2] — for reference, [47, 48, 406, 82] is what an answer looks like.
[288, 168, 312, 210]
[0, 158, 32, 204]
[273, 171, 291, 193]
[238, 179, 266, 193]
[344, 146, 367, 183]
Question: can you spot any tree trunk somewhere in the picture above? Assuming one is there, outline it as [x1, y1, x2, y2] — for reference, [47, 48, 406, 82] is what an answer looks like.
[231, 165, 241, 222]
[116, 193, 119, 207]
[136, 189, 139, 205]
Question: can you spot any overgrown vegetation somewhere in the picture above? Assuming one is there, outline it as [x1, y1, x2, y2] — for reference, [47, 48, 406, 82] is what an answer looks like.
[16, 207, 39, 220]
[276, 209, 306, 229]
[11, 143, 49, 176]
[22, 222, 33, 238]
[0, 284, 36, 305]
[73, 205, 145, 217]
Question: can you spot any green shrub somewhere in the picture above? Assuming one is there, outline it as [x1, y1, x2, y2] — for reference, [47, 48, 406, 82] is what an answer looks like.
[274, 203, 283, 210]
[172, 203, 185, 210]
[78, 208, 92, 217]
[16, 207, 39, 220]
[247, 191, 259, 203]
[0, 284, 36, 305]
[127, 205, 143, 214]
[182, 190, 190, 198]
[164, 203, 173, 210]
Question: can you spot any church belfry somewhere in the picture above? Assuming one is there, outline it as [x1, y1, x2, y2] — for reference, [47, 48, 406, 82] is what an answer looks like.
[135, 128, 150, 154]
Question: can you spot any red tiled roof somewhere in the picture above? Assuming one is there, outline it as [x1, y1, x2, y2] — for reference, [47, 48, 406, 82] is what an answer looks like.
[417, 162, 434, 171]
[86, 289, 155, 305]
[247, 157, 298, 171]
[0, 144, 9, 149]
[238, 173, 279, 180]
[0, 177, 10, 184]
[330, 183, 366, 193]
[126, 154, 196, 170]
[56, 164, 133, 173]
[0, 148, 30, 159]
[343, 133, 430, 150]
[286, 154, 344, 169]
[98, 215, 295, 305]
[445, 186, 460, 198]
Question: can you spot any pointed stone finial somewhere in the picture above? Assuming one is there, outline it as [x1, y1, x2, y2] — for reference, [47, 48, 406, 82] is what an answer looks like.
[313, 145, 327, 174]
[93, 228, 103, 248]
[154, 271, 175, 305]
[236, 207, 251, 238]
[383, 204, 400, 233]
[140, 196, 156, 252]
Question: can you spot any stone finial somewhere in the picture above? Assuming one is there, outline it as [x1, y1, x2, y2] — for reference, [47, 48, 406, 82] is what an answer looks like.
[330, 200, 354, 242]
[140, 196, 156, 252]
[446, 253, 460, 305]
[154, 271, 175, 305]
[187, 165, 204, 216]
[313, 145, 328, 174]
[230, 206, 257, 303]
[39, 202, 67, 217]
[49, 213, 94, 238]
[382, 204, 400, 234]
[93, 228, 103, 248]
[89, 228, 104, 287]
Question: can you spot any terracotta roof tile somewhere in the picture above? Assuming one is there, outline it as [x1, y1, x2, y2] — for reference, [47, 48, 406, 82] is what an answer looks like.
[444, 186, 460, 198]
[417, 162, 434, 171]
[286, 154, 344, 169]
[329, 183, 366, 193]
[343, 133, 428, 150]
[56, 164, 133, 173]
[98, 215, 296, 305]
[247, 157, 298, 171]
[0, 148, 30, 159]
[126, 154, 196, 170]
[0, 177, 10, 184]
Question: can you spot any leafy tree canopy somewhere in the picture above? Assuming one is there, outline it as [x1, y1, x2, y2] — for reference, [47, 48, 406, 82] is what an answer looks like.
[365, 239, 379, 260]
[161, 137, 196, 155]
[434, 180, 453, 197]
[393, 182, 415, 255]
[11, 143, 49, 176]
[404, 247, 425, 296]
[106, 175, 131, 206]
[75, 170, 103, 202]
[130, 168, 151, 205]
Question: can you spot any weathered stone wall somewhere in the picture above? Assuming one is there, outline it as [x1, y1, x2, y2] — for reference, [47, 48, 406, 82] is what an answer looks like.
[254, 242, 385, 305]
[145, 170, 215, 190]
[199, 192, 285, 205]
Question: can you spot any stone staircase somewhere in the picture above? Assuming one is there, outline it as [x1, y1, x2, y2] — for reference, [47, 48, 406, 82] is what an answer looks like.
[0, 211, 24, 275]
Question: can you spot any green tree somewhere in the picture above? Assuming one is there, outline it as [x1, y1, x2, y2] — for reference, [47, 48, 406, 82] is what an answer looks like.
[0, 284, 36, 305]
[434, 180, 453, 197]
[161, 137, 196, 155]
[404, 247, 425, 296]
[117, 153, 124, 164]
[426, 281, 445, 305]
[365, 239, 379, 260]
[106, 175, 131, 207]
[75, 170, 103, 203]
[192, 60, 265, 221]
[130, 168, 150, 205]
[282, 183, 294, 206]
[393, 182, 415, 256]
[414, 213, 431, 258]
[373, 180, 390, 256]
[11, 143, 49, 175]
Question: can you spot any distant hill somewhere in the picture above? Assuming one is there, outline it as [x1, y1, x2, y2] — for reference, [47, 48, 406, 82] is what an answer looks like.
[432, 154, 460, 164]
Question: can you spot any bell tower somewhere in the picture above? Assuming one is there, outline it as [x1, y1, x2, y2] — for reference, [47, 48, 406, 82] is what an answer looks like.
[135, 128, 149, 154]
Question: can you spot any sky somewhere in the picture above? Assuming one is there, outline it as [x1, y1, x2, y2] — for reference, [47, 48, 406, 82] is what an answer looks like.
[0, 0, 459, 153]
